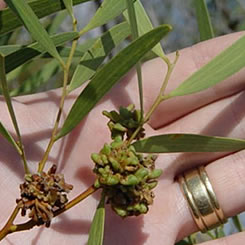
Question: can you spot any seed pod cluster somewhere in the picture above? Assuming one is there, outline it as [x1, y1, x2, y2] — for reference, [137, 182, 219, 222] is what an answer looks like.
[16, 165, 73, 227]
[92, 136, 162, 217]
[102, 104, 145, 140]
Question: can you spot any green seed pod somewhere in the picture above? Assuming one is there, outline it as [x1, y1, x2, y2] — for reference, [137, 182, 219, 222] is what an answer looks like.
[91, 153, 103, 165]
[127, 104, 135, 111]
[98, 167, 105, 175]
[147, 181, 158, 189]
[130, 157, 140, 165]
[128, 145, 136, 152]
[111, 140, 124, 149]
[106, 175, 119, 185]
[139, 203, 148, 214]
[108, 156, 121, 171]
[101, 143, 111, 155]
[135, 168, 149, 180]
[104, 165, 111, 173]
[126, 205, 134, 211]
[119, 107, 132, 119]
[121, 174, 139, 186]
[114, 207, 127, 217]
[101, 154, 109, 164]
[148, 169, 163, 179]
[102, 110, 112, 119]
[24, 174, 32, 182]
[113, 123, 127, 132]
[108, 121, 115, 131]
[110, 110, 121, 121]
[94, 179, 101, 188]
[134, 109, 141, 122]
[114, 135, 123, 142]
[134, 203, 141, 211]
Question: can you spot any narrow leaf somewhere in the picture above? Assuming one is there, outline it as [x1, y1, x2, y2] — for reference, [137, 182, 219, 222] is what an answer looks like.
[0, 0, 91, 36]
[68, 22, 131, 92]
[194, 0, 214, 41]
[10, 59, 59, 96]
[123, 0, 165, 59]
[126, 0, 144, 118]
[132, 134, 245, 153]
[82, 0, 132, 33]
[0, 55, 25, 160]
[0, 121, 22, 154]
[5, 32, 78, 73]
[169, 34, 245, 97]
[63, 0, 74, 18]
[5, 0, 64, 65]
[0, 45, 22, 56]
[87, 195, 105, 245]
[56, 25, 172, 140]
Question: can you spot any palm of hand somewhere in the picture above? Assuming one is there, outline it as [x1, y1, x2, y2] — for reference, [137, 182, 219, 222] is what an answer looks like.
[1, 33, 245, 245]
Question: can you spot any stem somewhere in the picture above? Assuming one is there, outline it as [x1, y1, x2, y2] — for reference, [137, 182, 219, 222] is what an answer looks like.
[54, 185, 98, 216]
[0, 204, 20, 241]
[126, 0, 144, 121]
[127, 51, 179, 144]
[38, 18, 79, 173]
[4, 186, 98, 237]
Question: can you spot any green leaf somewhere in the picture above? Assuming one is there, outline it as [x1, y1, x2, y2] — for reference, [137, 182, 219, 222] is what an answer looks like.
[169, 34, 245, 97]
[132, 134, 245, 153]
[0, 45, 22, 56]
[87, 195, 105, 245]
[5, 0, 64, 65]
[194, 0, 214, 41]
[0, 121, 22, 154]
[63, 0, 74, 18]
[82, 0, 133, 34]
[10, 59, 60, 96]
[123, 0, 166, 59]
[4, 32, 78, 73]
[0, 0, 91, 36]
[125, 0, 144, 118]
[68, 22, 131, 92]
[56, 24, 172, 140]
[0, 55, 27, 171]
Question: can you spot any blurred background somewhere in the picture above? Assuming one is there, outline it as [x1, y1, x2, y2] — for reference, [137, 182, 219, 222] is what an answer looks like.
[4, 0, 245, 95]
[75, 0, 245, 53]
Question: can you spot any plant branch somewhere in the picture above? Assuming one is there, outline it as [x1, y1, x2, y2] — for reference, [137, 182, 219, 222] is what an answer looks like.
[127, 51, 179, 145]
[0, 204, 21, 241]
[1, 185, 98, 240]
[38, 17, 79, 173]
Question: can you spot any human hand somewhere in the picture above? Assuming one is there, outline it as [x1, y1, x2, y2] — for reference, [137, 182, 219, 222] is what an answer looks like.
[1, 28, 245, 244]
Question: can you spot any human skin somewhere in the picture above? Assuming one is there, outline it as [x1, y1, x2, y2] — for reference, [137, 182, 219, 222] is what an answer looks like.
[1, 2, 245, 245]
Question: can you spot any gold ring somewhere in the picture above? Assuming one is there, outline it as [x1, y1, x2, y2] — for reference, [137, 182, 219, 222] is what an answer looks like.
[178, 166, 227, 232]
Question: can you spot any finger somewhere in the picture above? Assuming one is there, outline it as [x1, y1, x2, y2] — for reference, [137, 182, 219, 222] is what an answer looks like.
[198, 232, 245, 245]
[173, 149, 245, 241]
[151, 89, 245, 177]
[0, 0, 6, 9]
[122, 32, 245, 129]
